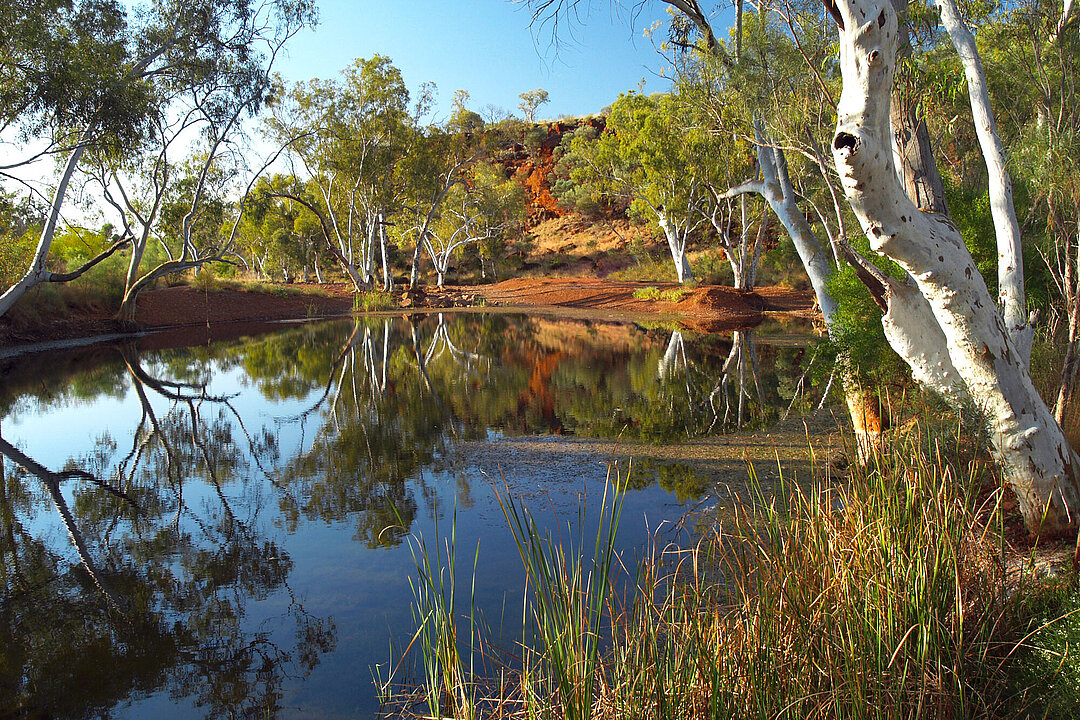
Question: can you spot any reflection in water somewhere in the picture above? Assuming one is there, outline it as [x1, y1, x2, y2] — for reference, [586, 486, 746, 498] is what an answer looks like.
[0, 350, 335, 718]
[0, 312, 816, 718]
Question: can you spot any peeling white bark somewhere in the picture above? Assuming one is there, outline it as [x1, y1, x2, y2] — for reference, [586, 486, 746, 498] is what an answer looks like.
[832, 0, 1080, 533]
[657, 211, 695, 283]
[880, 276, 966, 402]
[935, 0, 1033, 364]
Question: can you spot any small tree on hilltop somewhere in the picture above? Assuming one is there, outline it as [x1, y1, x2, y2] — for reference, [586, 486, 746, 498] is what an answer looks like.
[518, 88, 550, 123]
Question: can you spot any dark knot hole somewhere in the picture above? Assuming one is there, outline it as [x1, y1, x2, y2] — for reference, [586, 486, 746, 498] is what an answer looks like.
[834, 132, 859, 153]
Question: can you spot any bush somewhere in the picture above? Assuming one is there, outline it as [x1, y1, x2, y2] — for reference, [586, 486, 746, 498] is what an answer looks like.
[354, 290, 395, 312]
[632, 286, 689, 303]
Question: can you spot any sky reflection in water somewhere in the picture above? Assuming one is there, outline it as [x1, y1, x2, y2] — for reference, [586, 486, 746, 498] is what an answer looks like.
[0, 312, 814, 718]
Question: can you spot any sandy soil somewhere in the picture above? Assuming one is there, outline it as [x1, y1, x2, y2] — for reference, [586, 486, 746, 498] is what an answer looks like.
[0, 277, 817, 352]
[452, 277, 816, 332]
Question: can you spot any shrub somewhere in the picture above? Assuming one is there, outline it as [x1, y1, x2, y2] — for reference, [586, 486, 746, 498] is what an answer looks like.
[354, 290, 395, 312]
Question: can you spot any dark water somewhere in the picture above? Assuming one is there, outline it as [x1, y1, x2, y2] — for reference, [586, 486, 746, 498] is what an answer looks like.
[0, 312, 815, 718]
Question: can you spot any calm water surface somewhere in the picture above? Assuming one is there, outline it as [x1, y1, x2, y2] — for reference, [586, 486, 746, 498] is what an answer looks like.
[0, 312, 814, 718]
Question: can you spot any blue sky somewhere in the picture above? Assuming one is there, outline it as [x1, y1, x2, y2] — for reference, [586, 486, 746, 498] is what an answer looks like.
[274, 0, 676, 121]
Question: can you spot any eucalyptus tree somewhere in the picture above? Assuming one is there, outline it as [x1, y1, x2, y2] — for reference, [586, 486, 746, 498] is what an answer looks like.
[399, 118, 492, 288]
[524, 0, 1080, 531]
[829, 0, 1080, 532]
[984, 0, 1080, 423]
[235, 175, 326, 282]
[558, 92, 724, 283]
[518, 88, 551, 122]
[0, 0, 141, 312]
[418, 161, 526, 287]
[0, 0, 316, 319]
[267, 56, 421, 291]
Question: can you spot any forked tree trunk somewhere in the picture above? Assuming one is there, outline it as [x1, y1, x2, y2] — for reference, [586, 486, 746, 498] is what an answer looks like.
[658, 212, 694, 283]
[0, 141, 87, 318]
[831, 0, 1080, 533]
[723, 124, 898, 456]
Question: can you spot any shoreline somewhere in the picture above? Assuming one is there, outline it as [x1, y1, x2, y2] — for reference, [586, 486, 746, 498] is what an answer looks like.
[0, 277, 818, 356]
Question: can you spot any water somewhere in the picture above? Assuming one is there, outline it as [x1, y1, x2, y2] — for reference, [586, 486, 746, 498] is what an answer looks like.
[0, 312, 815, 718]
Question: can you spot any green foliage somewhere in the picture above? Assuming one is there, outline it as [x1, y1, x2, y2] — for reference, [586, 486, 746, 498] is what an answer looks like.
[522, 126, 548, 157]
[826, 263, 906, 384]
[943, 176, 999, 297]
[0, 192, 43, 288]
[607, 255, 678, 283]
[631, 286, 689, 303]
[449, 89, 485, 136]
[191, 265, 219, 292]
[238, 175, 325, 282]
[354, 290, 395, 312]
[0, 0, 149, 147]
[518, 88, 550, 123]
[1008, 575, 1080, 717]
[689, 248, 733, 286]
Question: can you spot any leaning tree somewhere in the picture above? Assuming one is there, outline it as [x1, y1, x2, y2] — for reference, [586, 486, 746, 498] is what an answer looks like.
[829, 0, 1080, 532]
[522, 0, 1080, 534]
[0, 0, 317, 319]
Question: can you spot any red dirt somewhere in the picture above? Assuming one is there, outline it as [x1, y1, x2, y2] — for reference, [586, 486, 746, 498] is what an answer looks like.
[0, 278, 817, 351]
[453, 278, 817, 332]
[135, 285, 355, 327]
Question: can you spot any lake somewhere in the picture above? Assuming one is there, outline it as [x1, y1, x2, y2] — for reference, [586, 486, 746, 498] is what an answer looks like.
[0, 312, 817, 718]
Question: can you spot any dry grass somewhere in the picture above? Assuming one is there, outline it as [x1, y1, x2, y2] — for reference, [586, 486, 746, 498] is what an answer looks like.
[384, 417, 1080, 720]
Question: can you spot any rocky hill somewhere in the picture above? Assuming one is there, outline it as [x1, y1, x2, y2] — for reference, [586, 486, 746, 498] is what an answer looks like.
[489, 115, 675, 280]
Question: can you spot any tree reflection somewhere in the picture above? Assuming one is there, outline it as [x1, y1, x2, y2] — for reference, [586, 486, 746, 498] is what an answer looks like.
[0, 348, 336, 719]
[708, 330, 770, 430]
[237, 315, 815, 448]
[0, 313, 818, 717]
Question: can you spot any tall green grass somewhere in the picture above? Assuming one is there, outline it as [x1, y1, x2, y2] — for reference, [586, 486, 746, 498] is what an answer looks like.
[603, 436, 1012, 720]
[392, 421, 1077, 719]
[498, 470, 624, 720]
[355, 290, 396, 312]
[402, 507, 479, 720]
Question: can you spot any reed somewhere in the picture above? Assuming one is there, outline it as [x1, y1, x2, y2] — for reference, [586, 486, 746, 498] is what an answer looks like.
[497, 468, 625, 720]
[393, 419, 1076, 719]
[404, 507, 479, 720]
[601, 425, 1014, 720]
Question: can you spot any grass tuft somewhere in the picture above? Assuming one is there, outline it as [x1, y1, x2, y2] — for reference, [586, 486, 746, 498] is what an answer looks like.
[354, 290, 396, 312]
[631, 286, 690, 303]
[498, 467, 625, 720]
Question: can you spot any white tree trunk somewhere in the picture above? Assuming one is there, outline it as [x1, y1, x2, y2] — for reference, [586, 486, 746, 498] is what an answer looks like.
[379, 212, 393, 292]
[879, 276, 967, 402]
[658, 331, 686, 381]
[657, 212, 694, 283]
[0, 143, 86, 317]
[745, 122, 839, 325]
[936, 0, 1032, 364]
[832, 0, 1080, 533]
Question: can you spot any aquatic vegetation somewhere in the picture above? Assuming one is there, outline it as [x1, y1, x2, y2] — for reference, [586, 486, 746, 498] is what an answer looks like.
[394, 420, 1078, 719]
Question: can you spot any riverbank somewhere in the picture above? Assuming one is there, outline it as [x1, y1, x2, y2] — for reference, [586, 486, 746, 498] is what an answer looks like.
[0, 278, 817, 352]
